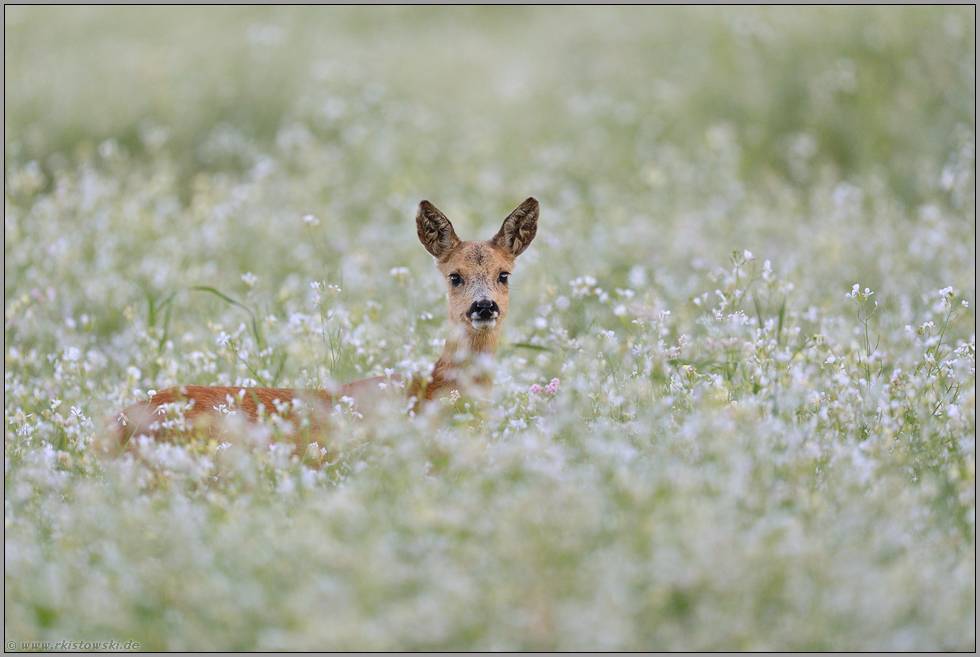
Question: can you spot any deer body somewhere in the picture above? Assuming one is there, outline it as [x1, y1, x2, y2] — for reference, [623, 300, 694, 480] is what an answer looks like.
[111, 198, 539, 446]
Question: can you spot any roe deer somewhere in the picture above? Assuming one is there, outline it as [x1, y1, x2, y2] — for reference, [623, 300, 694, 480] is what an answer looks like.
[110, 197, 539, 447]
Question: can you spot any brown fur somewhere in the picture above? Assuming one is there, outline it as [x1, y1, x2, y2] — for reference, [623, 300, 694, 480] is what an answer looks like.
[109, 198, 539, 449]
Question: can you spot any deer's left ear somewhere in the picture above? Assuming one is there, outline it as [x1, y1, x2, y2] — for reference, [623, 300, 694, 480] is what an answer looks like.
[490, 197, 539, 258]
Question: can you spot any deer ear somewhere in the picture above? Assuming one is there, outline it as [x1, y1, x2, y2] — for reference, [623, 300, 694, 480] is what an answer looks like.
[416, 200, 461, 260]
[491, 197, 539, 258]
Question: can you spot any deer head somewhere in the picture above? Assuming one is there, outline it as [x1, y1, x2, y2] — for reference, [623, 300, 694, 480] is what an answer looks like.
[416, 197, 539, 355]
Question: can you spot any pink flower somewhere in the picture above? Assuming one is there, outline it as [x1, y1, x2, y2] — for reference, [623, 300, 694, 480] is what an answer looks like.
[529, 384, 543, 395]
[545, 378, 560, 395]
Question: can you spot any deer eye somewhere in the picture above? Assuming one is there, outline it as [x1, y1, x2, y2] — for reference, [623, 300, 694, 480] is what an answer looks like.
[449, 273, 463, 287]
[498, 272, 509, 285]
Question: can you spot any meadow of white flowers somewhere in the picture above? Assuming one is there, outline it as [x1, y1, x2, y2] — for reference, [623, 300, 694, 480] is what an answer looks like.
[5, 7, 975, 651]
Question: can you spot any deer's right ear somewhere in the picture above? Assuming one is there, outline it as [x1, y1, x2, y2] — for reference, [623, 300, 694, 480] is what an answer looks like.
[416, 200, 461, 260]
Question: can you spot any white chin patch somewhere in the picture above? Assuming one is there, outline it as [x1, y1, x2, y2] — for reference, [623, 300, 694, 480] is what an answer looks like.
[470, 318, 497, 330]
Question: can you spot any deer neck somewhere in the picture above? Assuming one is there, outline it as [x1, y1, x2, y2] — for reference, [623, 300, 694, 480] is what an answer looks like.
[428, 322, 501, 397]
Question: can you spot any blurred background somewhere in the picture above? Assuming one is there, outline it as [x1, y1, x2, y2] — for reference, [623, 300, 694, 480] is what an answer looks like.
[6, 7, 974, 194]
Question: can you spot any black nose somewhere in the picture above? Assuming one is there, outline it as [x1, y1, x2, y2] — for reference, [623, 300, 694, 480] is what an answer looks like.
[470, 299, 499, 319]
